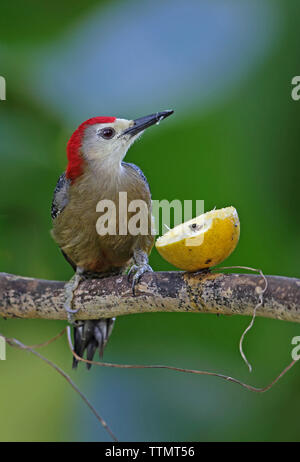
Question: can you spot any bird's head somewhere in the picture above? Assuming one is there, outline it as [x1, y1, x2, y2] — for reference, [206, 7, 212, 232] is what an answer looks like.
[66, 110, 173, 182]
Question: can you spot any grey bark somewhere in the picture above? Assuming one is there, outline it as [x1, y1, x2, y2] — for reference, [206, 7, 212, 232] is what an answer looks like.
[0, 271, 299, 323]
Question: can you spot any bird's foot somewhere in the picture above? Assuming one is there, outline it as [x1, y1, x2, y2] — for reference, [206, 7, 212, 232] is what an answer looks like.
[63, 267, 84, 324]
[128, 250, 153, 295]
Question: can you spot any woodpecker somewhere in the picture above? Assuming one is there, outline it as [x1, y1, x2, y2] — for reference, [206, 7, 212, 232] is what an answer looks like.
[51, 110, 173, 368]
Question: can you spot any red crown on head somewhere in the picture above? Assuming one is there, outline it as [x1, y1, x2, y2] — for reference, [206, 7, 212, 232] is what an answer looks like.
[66, 117, 116, 182]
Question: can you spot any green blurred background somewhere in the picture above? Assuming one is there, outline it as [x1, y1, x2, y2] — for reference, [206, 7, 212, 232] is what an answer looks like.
[0, 0, 300, 442]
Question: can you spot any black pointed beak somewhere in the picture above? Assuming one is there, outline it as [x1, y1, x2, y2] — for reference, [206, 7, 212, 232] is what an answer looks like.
[123, 110, 174, 137]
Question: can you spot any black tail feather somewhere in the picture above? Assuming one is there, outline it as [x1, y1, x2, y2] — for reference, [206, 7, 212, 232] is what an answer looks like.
[72, 318, 115, 369]
[86, 339, 98, 370]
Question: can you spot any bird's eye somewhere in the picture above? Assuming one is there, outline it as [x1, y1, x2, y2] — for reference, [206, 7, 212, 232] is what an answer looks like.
[99, 127, 115, 140]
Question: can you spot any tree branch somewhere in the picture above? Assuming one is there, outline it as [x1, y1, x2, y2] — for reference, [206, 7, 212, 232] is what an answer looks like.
[0, 271, 300, 323]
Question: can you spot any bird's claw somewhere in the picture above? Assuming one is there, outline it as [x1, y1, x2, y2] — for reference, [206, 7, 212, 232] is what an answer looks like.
[128, 263, 153, 295]
[64, 304, 81, 324]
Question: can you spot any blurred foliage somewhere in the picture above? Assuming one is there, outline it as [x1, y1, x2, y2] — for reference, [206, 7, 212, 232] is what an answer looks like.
[0, 0, 300, 442]
[0, 0, 109, 44]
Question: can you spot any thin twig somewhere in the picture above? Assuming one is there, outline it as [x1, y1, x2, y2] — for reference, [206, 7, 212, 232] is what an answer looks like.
[216, 266, 268, 372]
[2, 332, 118, 442]
[24, 328, 67, 349]
[66, 327, 298, 394]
